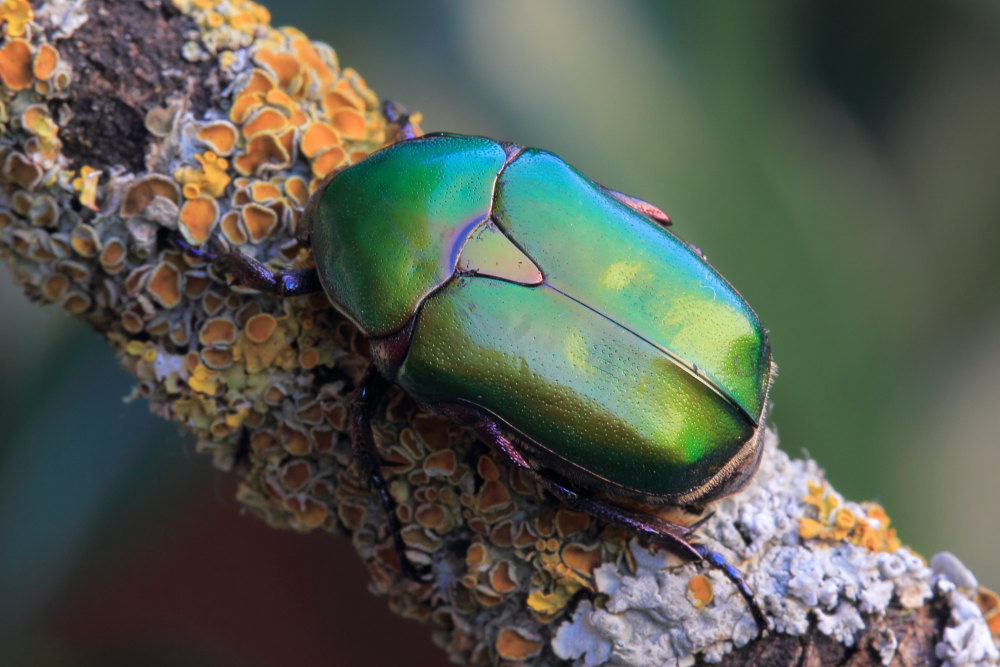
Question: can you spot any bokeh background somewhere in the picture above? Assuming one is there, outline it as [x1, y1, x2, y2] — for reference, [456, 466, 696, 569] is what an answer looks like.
[2, 1, 999, 664]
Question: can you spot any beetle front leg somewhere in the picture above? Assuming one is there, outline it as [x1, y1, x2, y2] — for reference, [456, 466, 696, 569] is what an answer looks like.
[382, 100, 418, 142]
[176, 238, 322, 296]
[351, 364, 430, 582]
[472, 417, 768, 633]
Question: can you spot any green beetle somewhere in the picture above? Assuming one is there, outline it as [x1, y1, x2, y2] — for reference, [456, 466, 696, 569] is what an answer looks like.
[209, 103, 774, 629]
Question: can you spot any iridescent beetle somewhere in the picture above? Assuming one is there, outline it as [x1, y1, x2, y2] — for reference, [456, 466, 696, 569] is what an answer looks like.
[202, 103, 774, 630]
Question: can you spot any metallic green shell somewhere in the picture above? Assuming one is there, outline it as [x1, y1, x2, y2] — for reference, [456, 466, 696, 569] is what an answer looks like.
[310, 135, 772, 499]
[309, 135, 506, 336]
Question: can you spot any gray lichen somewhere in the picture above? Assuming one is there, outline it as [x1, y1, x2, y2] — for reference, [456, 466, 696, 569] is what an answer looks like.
[553, 432, 999, 666]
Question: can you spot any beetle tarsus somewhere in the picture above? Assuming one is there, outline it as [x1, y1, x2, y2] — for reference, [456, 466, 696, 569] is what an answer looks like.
[382, 100, 418, 141]
[351, 364, 432, 582]
[691, 543, 769, 634]
[175, 236, 322, 297]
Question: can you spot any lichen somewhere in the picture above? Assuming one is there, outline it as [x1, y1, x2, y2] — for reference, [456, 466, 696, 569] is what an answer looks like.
[552, 435, 997, 665]
[0, 2, 997, 666]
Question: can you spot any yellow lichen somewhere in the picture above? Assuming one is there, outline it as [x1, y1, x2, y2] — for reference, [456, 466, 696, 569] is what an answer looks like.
[0, 0, 32, 37]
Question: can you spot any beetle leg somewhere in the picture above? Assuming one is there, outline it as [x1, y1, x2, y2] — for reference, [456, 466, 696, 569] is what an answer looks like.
[382, 100, 418, 141]
[176, 238, 322, 296]
[472, 416, 768, 633]
[598, 184, 672, 227]
[351, 364, 430, 582]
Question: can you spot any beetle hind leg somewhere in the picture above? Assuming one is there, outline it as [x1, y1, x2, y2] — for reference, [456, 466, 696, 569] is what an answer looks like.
[351, 364, 431, 582]
[469, 415, 768, 633]
[598, 184, 672, 227]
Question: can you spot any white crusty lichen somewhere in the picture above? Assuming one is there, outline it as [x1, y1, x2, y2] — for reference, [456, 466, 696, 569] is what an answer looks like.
[552, 432, 999, 666]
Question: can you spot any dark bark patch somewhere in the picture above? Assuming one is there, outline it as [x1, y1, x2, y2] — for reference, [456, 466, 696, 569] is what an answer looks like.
[47, 0, 219, 173]
[705, 599, 948, 667]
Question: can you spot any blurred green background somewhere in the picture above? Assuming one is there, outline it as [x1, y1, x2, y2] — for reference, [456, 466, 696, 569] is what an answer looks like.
[2, 1, 999, 664]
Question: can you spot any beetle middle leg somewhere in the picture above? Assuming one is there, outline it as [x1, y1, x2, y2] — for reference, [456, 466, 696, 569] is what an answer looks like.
[352, 364, 430, 582]
[470, 415, 768, 633]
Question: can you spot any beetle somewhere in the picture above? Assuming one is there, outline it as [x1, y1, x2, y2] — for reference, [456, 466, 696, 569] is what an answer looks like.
[204, 102, 774, 630]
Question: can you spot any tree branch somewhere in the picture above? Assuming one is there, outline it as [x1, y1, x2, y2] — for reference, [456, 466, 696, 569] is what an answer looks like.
[1, 1, 997, 664]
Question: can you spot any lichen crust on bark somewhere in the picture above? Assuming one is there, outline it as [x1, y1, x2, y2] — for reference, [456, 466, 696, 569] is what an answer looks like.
[0, 1, 997, 665]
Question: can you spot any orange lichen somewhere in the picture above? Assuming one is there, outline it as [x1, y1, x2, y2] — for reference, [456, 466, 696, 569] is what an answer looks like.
[4, 152, 42, 189]
[415, 503, 447, 531]
[280, 425, 310, 456]
[279, 460, 312, 491]
[234, 132, 290, 175]
[41, 273, 68, 301]
[297, 347, 320, 369]
[249, 180, 281, 202]
[283, 176, 308, 206]
[219, 210, 247, 245]
[687, 574, 714, 609]
[561, 543, 601, 578]
[99, 239, 126, 274]
[477, 456, 500, 482]
[477, 480, 511, 514]
[423, 450, 457, 477]
[196, 121, 238, 155]
[69, 224, 100, 258]
[148, 261, 183, 308]
[245, 312, 277, 343]
[0, 38, 32, 90]
[799, 481, 901, 552]
[555, 509, 590, 538]
[179, 196, 219, 245]
[243, 107, 288, 138]
[495, 627, 542, 661]
[301, 121, 339, 158]
[32, 43, 57, 81]
[291, 34, 334, 90]
[201, 347, 234, 369]
[120, 175, 180, 217]
[310, 146, 346, 179]
[61, 291, 91, 314]
[977, 586, 1000, 635]
[241, 202, 278, 242]
[254, 47, 301, 94]
[331, 107, 366, 141]
[28, 194, 58, 227]
[198, 317, 237, 346]
[489, 561, 518, 595]
[323, 90, 363, 115]
[230, 91, 265, 125]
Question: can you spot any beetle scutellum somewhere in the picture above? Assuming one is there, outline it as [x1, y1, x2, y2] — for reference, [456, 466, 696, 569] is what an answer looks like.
[199, 103, 774, 631]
